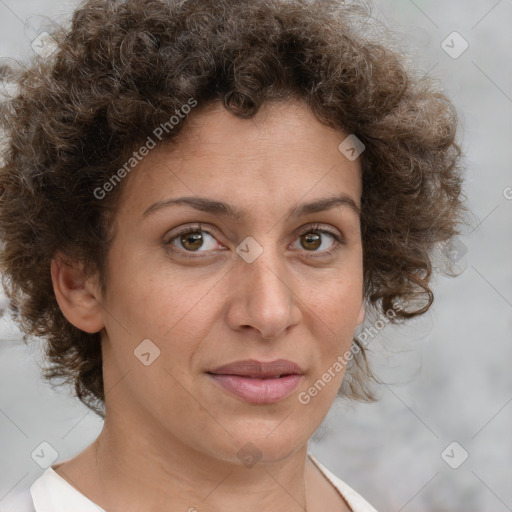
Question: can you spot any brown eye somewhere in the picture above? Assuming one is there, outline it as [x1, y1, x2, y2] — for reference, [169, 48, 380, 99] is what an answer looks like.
[179, 231, 204, 251]
[166, 225, 224, 255]
[300, 232, 322, 251]
[291, 224, 344, 256]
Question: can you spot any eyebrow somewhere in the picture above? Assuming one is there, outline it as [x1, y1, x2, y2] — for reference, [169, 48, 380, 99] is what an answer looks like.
[143, 194, 361, 220]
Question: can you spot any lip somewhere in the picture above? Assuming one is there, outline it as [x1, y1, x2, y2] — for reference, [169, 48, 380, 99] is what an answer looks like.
[207, 359, 305, 405]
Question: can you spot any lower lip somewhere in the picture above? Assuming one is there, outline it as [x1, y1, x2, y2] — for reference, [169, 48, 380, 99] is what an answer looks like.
[208, 374, 303, 404]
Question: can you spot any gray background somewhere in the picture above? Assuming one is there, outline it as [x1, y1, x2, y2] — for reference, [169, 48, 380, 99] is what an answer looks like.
[1, 1, 511, 511]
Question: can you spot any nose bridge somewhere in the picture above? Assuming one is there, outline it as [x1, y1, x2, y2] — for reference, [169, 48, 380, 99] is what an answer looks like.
[229, 236, 300, 339]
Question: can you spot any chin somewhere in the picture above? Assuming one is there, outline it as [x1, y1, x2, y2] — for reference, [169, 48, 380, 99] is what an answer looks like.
[224, 420, 312, 464]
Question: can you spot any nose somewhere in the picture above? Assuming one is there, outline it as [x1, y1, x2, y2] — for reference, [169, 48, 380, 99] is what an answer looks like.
[225, 246, 302, 340]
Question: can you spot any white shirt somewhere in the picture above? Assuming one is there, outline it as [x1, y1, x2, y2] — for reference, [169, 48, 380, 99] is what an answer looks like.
[0, 454, 378, 512]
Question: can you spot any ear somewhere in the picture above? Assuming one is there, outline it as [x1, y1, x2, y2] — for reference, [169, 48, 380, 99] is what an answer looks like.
[51, 253, 105, 334]
[356, 300, 366, 327]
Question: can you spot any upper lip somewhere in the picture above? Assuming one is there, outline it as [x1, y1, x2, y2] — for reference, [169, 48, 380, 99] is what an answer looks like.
[208, 359, 305, 378]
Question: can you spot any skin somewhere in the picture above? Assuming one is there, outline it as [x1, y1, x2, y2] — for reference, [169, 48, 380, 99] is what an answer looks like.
[51, 100, 365, 512]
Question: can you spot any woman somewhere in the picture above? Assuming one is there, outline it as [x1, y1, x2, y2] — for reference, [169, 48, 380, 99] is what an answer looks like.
[0, 0, 465, 510]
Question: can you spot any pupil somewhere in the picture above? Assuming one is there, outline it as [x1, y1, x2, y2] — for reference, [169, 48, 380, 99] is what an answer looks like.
[182, 232, 203, 250]
[303, 233, 320, 250]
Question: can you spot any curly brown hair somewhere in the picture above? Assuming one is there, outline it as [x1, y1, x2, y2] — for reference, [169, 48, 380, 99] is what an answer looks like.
[0, 0, 466, 417]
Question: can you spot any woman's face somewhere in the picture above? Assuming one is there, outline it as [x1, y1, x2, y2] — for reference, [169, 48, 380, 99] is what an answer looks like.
[98, 100, 364, 464]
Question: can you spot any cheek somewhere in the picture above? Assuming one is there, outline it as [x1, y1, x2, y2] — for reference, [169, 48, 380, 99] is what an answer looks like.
[301, 272, 363, 391]
[305, 269, 363, 334]
[105, 245, 214, 335]
[100, 265, 218, 402]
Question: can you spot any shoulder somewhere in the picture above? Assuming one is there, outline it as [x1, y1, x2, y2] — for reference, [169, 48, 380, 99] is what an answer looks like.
[308, 453, 379, 512]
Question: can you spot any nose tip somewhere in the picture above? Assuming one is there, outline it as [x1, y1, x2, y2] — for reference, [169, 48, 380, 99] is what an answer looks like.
[227, 258, 301, 341]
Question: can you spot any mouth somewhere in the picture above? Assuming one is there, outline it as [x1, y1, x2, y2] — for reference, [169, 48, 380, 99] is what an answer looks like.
[207, 359, 305, 405]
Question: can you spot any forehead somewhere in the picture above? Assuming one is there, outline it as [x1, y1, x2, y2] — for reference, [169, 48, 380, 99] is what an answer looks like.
[116, 100, 362, 221]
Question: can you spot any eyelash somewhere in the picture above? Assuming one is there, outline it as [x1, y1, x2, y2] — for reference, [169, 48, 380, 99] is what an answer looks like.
[164, 223, 345, 259]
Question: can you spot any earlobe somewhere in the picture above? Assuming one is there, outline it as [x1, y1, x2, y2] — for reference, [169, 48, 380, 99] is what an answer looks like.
[51, 255, 105, 334]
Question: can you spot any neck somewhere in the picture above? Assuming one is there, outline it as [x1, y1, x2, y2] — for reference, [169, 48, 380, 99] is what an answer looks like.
[56, 412, 312, 512]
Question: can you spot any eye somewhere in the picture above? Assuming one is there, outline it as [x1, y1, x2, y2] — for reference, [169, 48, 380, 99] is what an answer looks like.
[165, 224, 225, 256]
[164, 223, 344, 258]
[290, 224, 344, 255]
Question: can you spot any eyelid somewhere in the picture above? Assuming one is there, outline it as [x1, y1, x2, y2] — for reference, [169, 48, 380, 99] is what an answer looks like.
[294, 223, 343, 242]
[164, 223, 218, 244]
